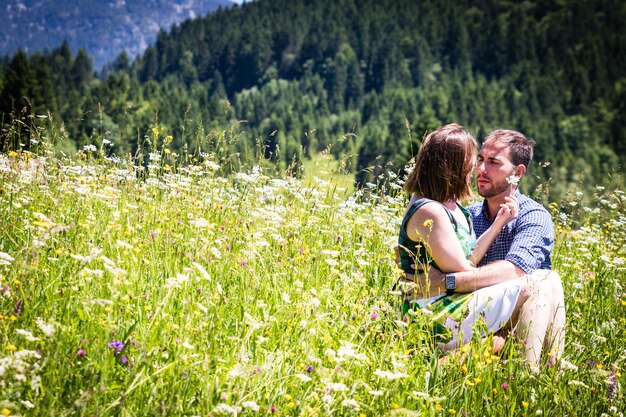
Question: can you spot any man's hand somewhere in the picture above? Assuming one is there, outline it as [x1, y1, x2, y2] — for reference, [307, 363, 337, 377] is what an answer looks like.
[393, 244, 447, 298]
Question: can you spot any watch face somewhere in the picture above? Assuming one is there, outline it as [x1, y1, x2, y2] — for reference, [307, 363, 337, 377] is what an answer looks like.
[445, 274, 456, 290]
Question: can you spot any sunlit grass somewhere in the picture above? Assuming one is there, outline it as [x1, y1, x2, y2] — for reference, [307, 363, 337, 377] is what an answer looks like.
[0, 142, 624, 416]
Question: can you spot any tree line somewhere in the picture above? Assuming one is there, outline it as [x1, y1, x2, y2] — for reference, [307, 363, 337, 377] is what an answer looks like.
[1, 0, 624, 200]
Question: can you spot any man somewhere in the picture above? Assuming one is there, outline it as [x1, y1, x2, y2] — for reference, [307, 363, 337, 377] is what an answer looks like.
[402, 129, 565, 369]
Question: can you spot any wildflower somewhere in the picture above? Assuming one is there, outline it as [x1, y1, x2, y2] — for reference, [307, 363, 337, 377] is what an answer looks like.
[501, 383, 509, 390]
[371, 312, 378, 319]
[0, 409, 10, 416]
[294, 373, 312, 382]
[242, 401, 260, 412]
[20, 401, 35, 409]
[607, 371, 618, 400]
[108, 340, 124, 355]
[374, 370, 409, 380]
[213, 403, 237, 415]
[6, 344, 17, 351]
[15, 329, 40, 342]
[77, 349, 87, 356]
[341, 399, 360, 410]
[521, 401, 529, 409]
[0, 252, 15, 265]
[506, 175, 520, 185]
[120, 356, 129, 364]
[306, 364, 314, 373]
[269, 405, 277, 413]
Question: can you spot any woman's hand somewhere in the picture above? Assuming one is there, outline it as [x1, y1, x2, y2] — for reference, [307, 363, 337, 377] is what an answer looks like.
[494, 195, 519, 226]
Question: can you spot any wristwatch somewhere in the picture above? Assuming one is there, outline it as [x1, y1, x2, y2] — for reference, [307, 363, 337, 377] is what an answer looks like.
[445, 273, 456, 295]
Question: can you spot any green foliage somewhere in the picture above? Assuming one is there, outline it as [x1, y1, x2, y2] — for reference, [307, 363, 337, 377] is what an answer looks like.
[0, 141, 625, 415]
[0, 0, 624, 200]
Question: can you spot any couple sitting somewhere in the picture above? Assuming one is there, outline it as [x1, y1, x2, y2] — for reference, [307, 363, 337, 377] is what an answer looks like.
[397, 124, 565, 370]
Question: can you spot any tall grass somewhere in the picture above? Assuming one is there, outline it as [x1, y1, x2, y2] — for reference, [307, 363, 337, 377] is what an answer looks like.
[0, 122, 624, 416]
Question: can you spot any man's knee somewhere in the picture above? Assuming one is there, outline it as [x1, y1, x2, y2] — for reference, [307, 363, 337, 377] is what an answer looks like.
[529, 269, 563, 293]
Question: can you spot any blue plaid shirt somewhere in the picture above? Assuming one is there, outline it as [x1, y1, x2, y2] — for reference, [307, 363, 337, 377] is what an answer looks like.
[467, 190, 554, 273]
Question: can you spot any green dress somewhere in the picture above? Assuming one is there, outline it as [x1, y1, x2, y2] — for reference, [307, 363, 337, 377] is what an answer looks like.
[398, 197, 476, 344]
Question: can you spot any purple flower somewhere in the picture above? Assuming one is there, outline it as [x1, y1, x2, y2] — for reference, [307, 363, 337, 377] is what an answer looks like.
[501, 383, 509, 390]
[270, 406, 277, 413]
[108, 340, 124, 355]
[219, 225, 226, 231]
[77, 349, 87, 356]
[608, 371, 617, 400]
[1, 285, 9, 293]
[306, 364, 314, 373]
[371, 312, 378, 319]
[149, 229, 158, 239]
[120, 356, 129, 364]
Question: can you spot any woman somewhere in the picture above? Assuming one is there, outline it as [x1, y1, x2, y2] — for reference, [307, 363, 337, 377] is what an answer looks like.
[398, 123, 519, 352]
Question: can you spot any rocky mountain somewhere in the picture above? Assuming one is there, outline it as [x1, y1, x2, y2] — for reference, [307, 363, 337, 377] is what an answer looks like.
[0, 0, 234, 69]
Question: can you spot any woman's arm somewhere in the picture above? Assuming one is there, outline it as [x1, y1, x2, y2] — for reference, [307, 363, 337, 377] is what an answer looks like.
[405, 202, 473, 273]
[468, 196, 518, 266]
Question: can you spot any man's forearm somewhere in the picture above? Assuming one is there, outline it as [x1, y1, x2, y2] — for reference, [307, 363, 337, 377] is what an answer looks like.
[454, 260, 526, 292]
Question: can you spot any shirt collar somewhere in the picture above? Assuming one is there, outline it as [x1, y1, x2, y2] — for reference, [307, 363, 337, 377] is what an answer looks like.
[480, 189, 523, 218]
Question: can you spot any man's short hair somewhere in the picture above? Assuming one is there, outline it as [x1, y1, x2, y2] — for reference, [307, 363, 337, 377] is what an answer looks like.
[484, 129, 535, 168]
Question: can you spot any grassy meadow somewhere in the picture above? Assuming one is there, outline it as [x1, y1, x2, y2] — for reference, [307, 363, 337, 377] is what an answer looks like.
[0, 127, 625, 416]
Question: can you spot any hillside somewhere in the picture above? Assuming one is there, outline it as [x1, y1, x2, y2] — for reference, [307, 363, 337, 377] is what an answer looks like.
[0, 0, 233, 69]
[0, 144, 625, 415]
[1, 0, 625, 201]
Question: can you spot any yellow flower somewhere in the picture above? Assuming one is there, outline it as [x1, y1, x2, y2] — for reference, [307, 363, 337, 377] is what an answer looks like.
[521, 401, 529, 409]
[464, 379, 474, 387]
[1, 408, 10, 416]
[6, 344, 17, 351]
[448, 409, 456, 414]
[10, 315, 17, 321]
[461, 365, 468, 374]
[435, 404, 443, 412]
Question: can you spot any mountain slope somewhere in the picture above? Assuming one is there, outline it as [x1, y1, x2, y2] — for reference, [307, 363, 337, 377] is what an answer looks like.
[0, 0, 233, 69]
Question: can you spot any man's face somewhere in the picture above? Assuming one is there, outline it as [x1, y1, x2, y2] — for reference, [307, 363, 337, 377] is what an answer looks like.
[476, 139, 518, 199]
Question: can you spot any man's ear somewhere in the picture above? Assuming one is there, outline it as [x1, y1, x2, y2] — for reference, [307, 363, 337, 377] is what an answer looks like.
[516, 164, 526, 178]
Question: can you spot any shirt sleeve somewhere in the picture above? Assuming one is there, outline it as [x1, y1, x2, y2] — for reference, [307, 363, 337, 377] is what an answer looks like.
[504, 206, 554, 273]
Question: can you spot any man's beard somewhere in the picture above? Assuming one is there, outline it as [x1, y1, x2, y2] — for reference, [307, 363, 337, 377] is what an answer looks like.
[477, 176, 511, 198]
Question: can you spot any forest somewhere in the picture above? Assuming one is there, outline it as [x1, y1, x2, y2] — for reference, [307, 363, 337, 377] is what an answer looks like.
[1, 0, 624, 200]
